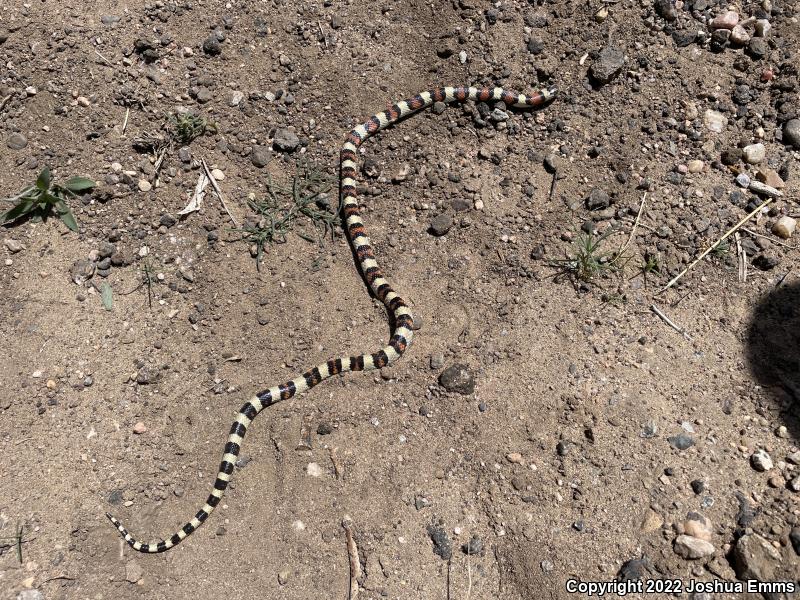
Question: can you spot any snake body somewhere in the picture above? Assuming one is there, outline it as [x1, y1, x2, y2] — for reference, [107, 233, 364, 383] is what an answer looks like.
[107, 85, 556, 553]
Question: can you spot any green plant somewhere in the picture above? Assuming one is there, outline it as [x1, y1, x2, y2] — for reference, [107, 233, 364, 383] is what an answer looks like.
[169, 112, 215, 145]
[239, 162, 338, 269]
[710, 238, 730, 258]
[0, 168, 95, 232]
[551, 227, 620, 283]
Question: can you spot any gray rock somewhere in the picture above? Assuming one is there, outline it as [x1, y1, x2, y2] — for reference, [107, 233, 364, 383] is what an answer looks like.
[273, 128, 300, 152]
[70, 259, 95, 285]
[16, 591, 44, 600]
[101, 15, 121, 25]
[429, 214, 453, 236]
[177, 147, 192, 163]
[98, 242, 116, 259]
[439, 364, 475, 395]
[202, 36, 222, 56]
[136, 364, 162, 385]
[590, 47, 624, 84]
[160, 213, 177, 228]
[673, 535, 715, 559]
[750, 449, 773, 472]
[783, 119, 800, 149]
[790, 528, 800, 555]
[196, 87, 213, 103]
[668, 433, 695, 450]
[7, 133, 27, 150]
[732, 534, 781, 581]
[125, 559, 144, 583]
[432, 101, 446, 115]
[654, 0, 677, 20]
[4, 238, 25, 253]
[251, 146, 272, 167]
[427, 524, 452, 560]
[586, 188, 610, 210]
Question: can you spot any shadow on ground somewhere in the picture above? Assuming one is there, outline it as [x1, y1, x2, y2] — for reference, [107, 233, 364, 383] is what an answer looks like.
[745, 281, 800, 442]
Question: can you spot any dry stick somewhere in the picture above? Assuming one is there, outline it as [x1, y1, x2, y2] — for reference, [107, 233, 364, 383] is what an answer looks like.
[658, 197, 773, 293]
[122, 107, 130, 136]
[466, 551, 473, 600]
[741, 226, 798, 249]
[446, 558, 452, 600]
[735, 232, 747, 283]
[202, 158, 239, 227]
[651, 304, 692, 341]
[342, 517, 361, 600]
[94, 49, 113, 66]
[0, 94, 13, 112]
[616, 193, 647, 260]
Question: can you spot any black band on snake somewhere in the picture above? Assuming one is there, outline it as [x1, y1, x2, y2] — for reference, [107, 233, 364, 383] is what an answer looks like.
[106, 84, 557, 553]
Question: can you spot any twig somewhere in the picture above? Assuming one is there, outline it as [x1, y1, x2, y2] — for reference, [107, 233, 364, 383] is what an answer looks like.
[659, 197, 773, 293]
[0, 94, 13, 113]
[548, 170, 558, 201]
[94, 49, 113, 67]
[735, 232, 747, 283]
[651, 304, 691, 341]
[329, 447, 344, 479]
[122, 107, 130, 136]
[741, 227, 798, 249]
[317, 20, 328, 48]
[202, 159, 238, 226]
[618, 193, 646, 257]
[466, 549, 473, 600]
[342, 517, 361, 600]
[446, 558, 452, 600]
[152, 146, 169, 182]
[776, 270, 792, 288]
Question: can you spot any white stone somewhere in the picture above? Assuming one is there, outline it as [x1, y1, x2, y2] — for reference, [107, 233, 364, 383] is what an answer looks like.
[306, 462, 324, 477]
[138, 179, 152, 192]
[772, 216, 796, 239]
[4, 239, 25, 253]
[674, 535, 716, 559]
[751, 449, 773, 472]
[210, 168, 225, 181]
[730, 25, 750, 44]
[704, 110, 727, 133]
[755, 19, 771, 36]
[743, 143, 766, 164]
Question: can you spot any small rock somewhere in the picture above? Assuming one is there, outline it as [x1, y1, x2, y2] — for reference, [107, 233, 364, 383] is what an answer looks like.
[790, 529, 800, 555]
[754, 19, 771, 37]
[721, 148, 743, 165]
[432, 101, 446, 115]
[439, 364, 475, 395]
[732, 534, 781, 580]
[640, 509, 663, 533]
[710, 10, 739, 30]
[462, 536, 483, 555]
[674, 535, 715, 559]
[126, 559, 144, 583]
[730, 24, 750, 45]
[687, 160, 704, 173]
[742, 143, 765, 164]
[506, 452, 523, 464]
[132, 422, 147, 434]
[429, 214, 453, 236]
[430, 354, 444, 369]
[735, 173, 751, 188]
[70, 259, 95, 285]
[668, 433, 695, 450]
[4, 239, 25, 253]
[756, 168, 785, 189]
[273, 128, 300, 153]
[196, 87, 213, 103]
[654, 0, 677, 20]
[427, 524, 452, 560]
[678, 513, 712, 541]
[704, 110, 727, 133]
[6, 132, 28, 150]
[788, 475, 800, 492]
[101, 15, 121, 25]
[589, 46, 625, 84]
[202, 36, 222, 56]
[772, 216, 796, 239]
[306, 462, 324, 477]
[228, 90, 244, 107]
[278, 569, 290, 585]
[138, 179, 152, 192]
[747, 38, 768, 59]
[210, 168, 225, 181]
[251, 146, 272, 168]
[586, 188, 610, 210]
[160, 213, 177, 228]
[753, 254, 779, 271]
[750, 449, 773, 472]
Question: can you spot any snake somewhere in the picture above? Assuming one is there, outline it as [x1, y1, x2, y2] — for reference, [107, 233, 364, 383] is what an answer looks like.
[106, 84, 557, 553]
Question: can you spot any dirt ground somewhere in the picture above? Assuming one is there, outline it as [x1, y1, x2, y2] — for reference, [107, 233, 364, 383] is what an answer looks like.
[1, 0, 799, 598]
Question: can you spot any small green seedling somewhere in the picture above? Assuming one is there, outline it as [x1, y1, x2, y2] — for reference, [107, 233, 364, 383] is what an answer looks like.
[169, 113, 216, 145]
[239, 162, 338, 269]
[0, 168, 95, 232]
[551, 227, 620, 283]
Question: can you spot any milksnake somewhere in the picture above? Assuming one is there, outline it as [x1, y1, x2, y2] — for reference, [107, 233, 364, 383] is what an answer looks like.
[107, 84, 557, 553]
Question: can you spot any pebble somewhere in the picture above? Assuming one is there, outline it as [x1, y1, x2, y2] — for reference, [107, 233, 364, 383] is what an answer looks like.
[70, 259, 95, 285]
[429, 214, 453, 236]
[4, 239, 24, 253]
[754, 19, 771, 37]
[730, 25, 750, 45]
[439, 364, 475, 395]
[202, 36, 222, 56]
[306, 462, 324, 477]
[133, 422, 147, 434]
[273, 128, 300, 153]
[430, 353, 444, 369]
[687, 160, 704, 173]
[6, 132, 27, 150]
[788, 476, 800, 492]
[772, 216, 796, 239]
[703, 110, 727, 133]
[756, 168, 784, 189]
[742, 143, 765, 164]
[506, 452, 524, 464]
[677, 513, 713, 541]
[710, 11, 739, 30]
[732, 534, 781, 580]
[210, 168, 225, 181]
[228, 91, 244, 107]
[747, 38, 768, 59]
[668, 433, 695, 450]
[251, 146, 272, 167]
[654, 0, 677, 20]
[589, 46, 625, 84]
[586, 188, 610, 210]
[427, 524, 452, 560]
[735, 173, 751, 188]
[782, 119, 800, 149]
[137, 179, 152, 192]
[750, 449, 773, 471]
[278, 569, 290, 585]
[126, 560, 144, 583]
[674, 535, 715, 559]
